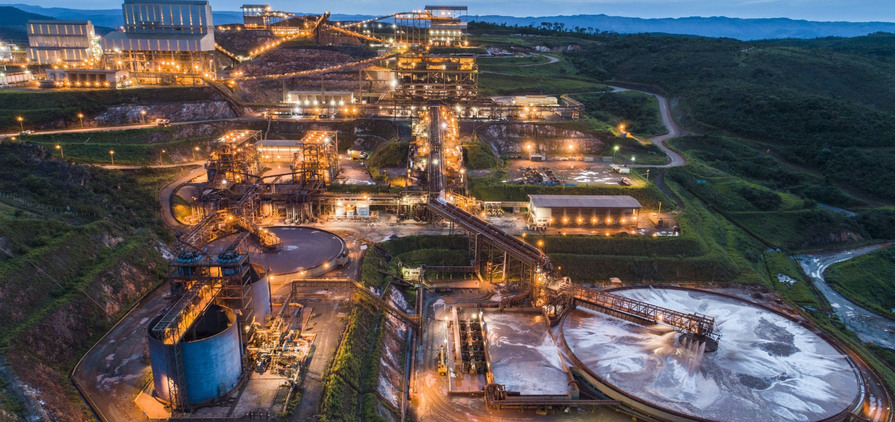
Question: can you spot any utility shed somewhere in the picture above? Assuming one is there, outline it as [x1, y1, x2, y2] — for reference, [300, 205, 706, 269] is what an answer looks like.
[527, 194, 642, 229]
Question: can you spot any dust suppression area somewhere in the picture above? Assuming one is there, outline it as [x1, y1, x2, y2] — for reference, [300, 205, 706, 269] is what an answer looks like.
[562, 288, 861, 422]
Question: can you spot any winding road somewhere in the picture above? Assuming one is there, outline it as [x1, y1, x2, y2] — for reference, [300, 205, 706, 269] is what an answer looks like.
[609, 85, 687, 169]
[158, 165, 206, 232]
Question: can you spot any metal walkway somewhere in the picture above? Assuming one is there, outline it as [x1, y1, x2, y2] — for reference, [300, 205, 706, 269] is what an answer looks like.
[569, 286, 717, 339]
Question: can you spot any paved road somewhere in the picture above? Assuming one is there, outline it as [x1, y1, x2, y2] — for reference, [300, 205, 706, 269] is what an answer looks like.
[100, 160, 205, 170]
[158, 165, 206, 232]
[797, 245, 895, 348]
[524, 54, 560, 66]
[2, 123, 155, 138]
[293, 288, 351, 422]
[609, 86, 686, 169]
[1, 117, 254, 140]
[72, 285, 170, 422]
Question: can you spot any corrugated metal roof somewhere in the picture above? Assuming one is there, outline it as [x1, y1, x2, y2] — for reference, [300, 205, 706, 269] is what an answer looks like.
[528, 194, 642, 209]
[101, 31, 214, 52]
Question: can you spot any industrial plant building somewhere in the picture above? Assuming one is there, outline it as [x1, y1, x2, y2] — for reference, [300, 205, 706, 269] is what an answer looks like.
[102, 0, 216, 84]
[26, 20, 102, 65]
[259, 131, 340, 185]
[425, 5, 467, 46]
[0, 41, 14, 62]
[285, 90, 357, 114]
[395, 53, 477, 101]
[44, 68, 132, 88]
[527, 194, 642, 229]
[241, 4, 271, 27]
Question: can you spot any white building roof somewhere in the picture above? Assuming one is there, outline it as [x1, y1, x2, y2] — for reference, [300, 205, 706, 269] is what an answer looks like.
[528, 195, 642, 209]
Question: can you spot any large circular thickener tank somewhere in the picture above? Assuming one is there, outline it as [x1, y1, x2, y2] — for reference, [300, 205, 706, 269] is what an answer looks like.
[205, 227, 346, 275]
[562, 288, 861, 422]
[148, 305, 243, 406]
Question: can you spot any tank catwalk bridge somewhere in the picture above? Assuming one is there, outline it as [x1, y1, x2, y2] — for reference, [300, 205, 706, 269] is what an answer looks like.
[567, 286, 717, 340]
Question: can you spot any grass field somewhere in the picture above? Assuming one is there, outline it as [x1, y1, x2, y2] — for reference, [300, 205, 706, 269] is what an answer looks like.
[825, 247, 895, 319]
[479, 72, 604, 96]
[24, 127, 214, 165]
[572, 91, 666, 137]
[477, 53, 606, 96]
[0, 87, 218, 132]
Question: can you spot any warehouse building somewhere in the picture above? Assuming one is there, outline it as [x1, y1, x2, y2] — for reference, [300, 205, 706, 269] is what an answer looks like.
[44, 68, 132, 88]
[285, 90, 357, 115]
[527, 194, 642, 230]
[102, 0, 216, 84]
[26, 20, 102, 65]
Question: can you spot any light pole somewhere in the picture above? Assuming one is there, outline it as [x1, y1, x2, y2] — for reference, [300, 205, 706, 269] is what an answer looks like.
[16, 116, 23, 132]
[631, 155, 636, 163]
[193, 146, 200, 160]
[109, 150, 115, 165]
[140, 109, 146, 124]
[55, 144, 63, 159]
[613, 144, 620, 160]
[77, 113, 84, 128]
[646, 168, 650, 182]
[159, 148, 166, 165]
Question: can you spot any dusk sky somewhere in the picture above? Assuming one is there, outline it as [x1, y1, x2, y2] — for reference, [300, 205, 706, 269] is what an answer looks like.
[17, 0, 895, 22]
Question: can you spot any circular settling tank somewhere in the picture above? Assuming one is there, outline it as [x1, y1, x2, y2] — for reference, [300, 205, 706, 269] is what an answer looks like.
[207, 227, 346, 275]
[562, 288, 861, 422]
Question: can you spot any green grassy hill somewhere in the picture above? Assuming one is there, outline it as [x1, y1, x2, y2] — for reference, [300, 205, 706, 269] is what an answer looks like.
[825, 247, 895, 318]
[763, 32, 895, 61]
[0, 142, 172, 420]
[564, 33, 895, 203]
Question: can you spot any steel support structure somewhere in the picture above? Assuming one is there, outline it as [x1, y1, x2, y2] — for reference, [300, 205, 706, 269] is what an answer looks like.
[569, 286, 717, 340]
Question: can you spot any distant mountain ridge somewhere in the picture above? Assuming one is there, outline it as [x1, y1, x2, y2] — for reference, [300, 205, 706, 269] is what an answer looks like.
[0, 5, 52, 42]
[476, 14, 895, 41]
[2, 4, 895, 40]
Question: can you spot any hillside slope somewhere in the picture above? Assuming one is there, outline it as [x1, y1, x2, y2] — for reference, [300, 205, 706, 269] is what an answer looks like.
[567, 33, 895, 203]
[0, 5, 52, 42]
[0, 142, 171, 421]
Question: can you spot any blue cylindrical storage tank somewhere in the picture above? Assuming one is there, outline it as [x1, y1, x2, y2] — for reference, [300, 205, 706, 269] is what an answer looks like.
[147, 315, 174, 403]
[251, 274, 271, 324]
[181, 305, 242, 405]
[147, 305, 243, 407]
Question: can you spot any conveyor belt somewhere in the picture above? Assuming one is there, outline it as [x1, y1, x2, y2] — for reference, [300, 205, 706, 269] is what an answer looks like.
[427, 199, 550, 270]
